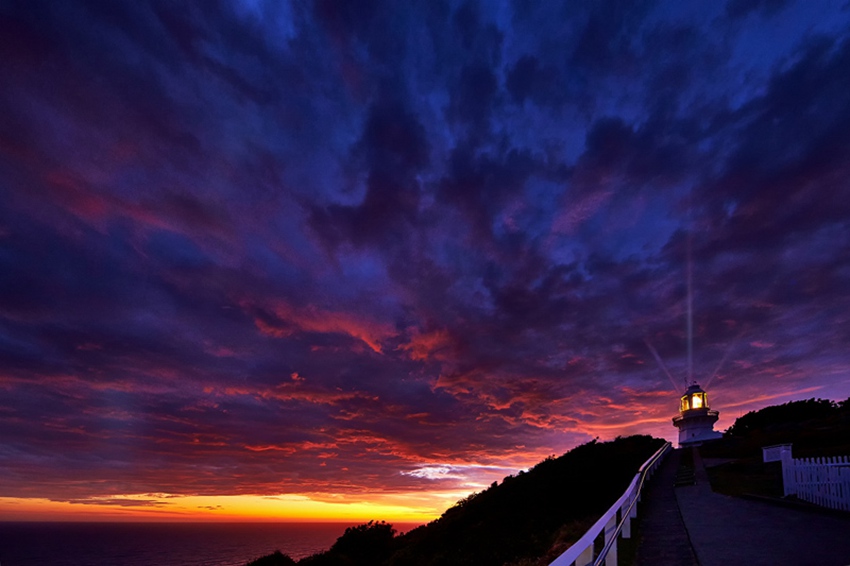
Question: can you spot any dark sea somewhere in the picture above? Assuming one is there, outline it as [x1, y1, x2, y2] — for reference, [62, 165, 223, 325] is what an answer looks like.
[0, 522, 423, 565]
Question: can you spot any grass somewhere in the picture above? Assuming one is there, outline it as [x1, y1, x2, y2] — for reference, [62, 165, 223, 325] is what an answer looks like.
[703, 456, 784, 498]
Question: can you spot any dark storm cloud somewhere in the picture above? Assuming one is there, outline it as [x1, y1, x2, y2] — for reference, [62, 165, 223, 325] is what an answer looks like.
[725, 0, 791, 20]
[1, 0, 850, 510]
[309, 97, 429, 248]
[569, 1, 655, 73]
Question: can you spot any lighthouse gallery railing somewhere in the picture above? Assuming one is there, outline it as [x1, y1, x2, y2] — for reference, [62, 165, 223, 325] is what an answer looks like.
[549, 440, 672, 566]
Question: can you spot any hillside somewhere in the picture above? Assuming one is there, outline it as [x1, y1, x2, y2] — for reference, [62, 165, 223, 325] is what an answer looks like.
[246, 435, 664, 566]
[702, 396, 850, 459]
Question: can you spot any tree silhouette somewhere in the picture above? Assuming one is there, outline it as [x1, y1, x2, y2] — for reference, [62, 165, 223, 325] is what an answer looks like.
[726, 398, 837, 437]
[299, 521, 397, 566]
[703, 396, 850, 459]
[245, 550, 297, 566]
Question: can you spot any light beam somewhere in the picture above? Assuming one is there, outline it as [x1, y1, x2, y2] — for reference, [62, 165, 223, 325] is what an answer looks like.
[644, 338, 683, 392]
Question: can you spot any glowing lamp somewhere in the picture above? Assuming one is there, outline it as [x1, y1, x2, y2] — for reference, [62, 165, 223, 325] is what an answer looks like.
[691, 393, 703, 409]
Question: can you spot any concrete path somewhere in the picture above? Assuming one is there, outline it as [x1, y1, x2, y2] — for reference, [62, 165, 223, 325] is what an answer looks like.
[676, 448, 850, 566]
[633, 448, 699, 566]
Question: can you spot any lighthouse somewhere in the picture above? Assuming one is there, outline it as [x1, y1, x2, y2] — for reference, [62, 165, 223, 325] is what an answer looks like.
[672, 382, 722, 447]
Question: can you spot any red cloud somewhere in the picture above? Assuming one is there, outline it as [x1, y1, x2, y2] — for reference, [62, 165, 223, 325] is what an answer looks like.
[399, 327, 456, 361]
[249, 299, 395, 353]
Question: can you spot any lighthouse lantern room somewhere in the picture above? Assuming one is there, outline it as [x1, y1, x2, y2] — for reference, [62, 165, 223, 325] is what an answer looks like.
[672, 382, 722, 447]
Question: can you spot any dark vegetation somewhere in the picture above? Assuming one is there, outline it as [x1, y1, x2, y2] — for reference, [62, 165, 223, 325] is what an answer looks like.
[299, 521, 398, 566]
[703, 397, 850, 458]
[246, 550, 297, 566]
[701, 397, 850, 498]
[244, 435, 664, 566]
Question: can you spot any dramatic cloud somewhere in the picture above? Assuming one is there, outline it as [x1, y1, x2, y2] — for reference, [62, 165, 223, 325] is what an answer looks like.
[1, 0, 849, 520]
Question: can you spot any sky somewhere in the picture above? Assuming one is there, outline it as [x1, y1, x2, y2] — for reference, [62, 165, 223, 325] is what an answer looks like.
[2, 0, 850, 523]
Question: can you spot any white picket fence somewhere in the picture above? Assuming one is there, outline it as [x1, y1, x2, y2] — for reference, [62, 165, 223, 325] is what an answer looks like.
[549, 441, 671, 566]
[782, 454, 850, 512]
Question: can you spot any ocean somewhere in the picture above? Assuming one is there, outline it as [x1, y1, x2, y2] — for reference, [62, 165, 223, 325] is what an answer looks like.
[0, 522, 423, 565]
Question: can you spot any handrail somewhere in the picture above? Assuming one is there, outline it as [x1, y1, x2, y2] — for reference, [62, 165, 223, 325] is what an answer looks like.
[549, 441, 672, 566]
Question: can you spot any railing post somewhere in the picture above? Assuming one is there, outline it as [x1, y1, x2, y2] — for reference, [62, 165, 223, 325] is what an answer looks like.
[629, 492, 638, 519]
[604, 514, 617, 566]
[620, 503, 631, 539]
[577, 544, 594, 566]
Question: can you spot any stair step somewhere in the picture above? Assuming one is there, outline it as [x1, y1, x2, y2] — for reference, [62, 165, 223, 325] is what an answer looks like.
[674, 464, 696, 487]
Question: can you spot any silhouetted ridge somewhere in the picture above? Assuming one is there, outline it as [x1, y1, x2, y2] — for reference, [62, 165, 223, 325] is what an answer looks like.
[246, 550, 297, 566]
[244, 434, 664, 566]
[702, 396, 850, 458]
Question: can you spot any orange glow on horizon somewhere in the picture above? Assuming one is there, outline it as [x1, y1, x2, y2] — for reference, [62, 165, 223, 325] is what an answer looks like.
[0, 492, 446, 524]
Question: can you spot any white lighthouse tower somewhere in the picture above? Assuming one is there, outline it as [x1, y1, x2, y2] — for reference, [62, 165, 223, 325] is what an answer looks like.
[672, 382, 722, 447]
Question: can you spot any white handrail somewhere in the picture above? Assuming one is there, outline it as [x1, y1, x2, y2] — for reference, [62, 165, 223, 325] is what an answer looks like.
[549, 441, 672, 566]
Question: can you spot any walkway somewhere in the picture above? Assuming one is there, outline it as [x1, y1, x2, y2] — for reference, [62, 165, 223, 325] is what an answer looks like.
[675, 448, 850, 566]
[633, 448, 698, 566]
